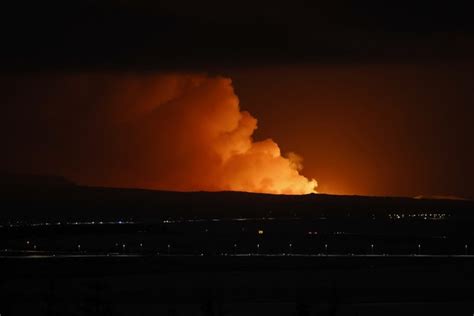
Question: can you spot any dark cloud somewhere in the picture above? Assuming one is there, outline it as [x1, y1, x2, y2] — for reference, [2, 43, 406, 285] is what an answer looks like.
[1, 1, 474, 71]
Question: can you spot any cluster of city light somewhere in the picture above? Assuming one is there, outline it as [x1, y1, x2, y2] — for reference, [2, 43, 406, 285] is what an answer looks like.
[388, 213, 448, 220]
[68, 220, 134, 225]
[0, 220, 136, 228]
[3, 212, 453, 229]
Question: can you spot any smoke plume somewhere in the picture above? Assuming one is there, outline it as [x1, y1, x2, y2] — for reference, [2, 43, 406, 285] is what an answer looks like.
[1, 74, 317, 194]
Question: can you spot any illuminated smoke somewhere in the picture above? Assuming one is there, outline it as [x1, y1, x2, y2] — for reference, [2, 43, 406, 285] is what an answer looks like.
[1, 74, 317, 194]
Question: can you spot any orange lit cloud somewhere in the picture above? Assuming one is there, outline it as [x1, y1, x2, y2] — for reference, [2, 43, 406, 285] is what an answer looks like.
[1, 73, 316, 194]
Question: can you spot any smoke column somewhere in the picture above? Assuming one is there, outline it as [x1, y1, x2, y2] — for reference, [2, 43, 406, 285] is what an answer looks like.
[1, 73, 317, 194]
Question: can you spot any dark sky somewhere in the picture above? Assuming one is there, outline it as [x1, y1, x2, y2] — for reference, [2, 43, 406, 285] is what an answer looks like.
[1, 1, 474, 198]
[2, 1, 474, 69]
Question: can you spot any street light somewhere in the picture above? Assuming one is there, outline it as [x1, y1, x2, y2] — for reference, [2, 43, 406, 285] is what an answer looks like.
[257, 243, 260, 255]
[417, 244, 421, 255]
[465, 244, 468, 255]
[370, 244, 374, 255]
[325, 243, 328, 255]
[77, 244, 81, 251]
[167, 244, 171, 255]
[289, 243, 293, 255]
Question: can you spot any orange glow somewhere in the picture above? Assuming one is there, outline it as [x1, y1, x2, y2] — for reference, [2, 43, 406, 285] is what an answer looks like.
[3, 62, 474, 198]
[2, 73, 317, 195]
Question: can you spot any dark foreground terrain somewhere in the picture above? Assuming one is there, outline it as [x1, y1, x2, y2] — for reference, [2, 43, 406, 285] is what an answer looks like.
[1, 174, 474, 315]
[2, 255, 474, 315]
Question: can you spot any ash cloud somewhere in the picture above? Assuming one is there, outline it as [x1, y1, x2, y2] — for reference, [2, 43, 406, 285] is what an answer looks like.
[0, 73, 317, 194]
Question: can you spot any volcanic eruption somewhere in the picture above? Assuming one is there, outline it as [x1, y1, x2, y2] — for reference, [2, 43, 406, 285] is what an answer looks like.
[1, 73, 317, 194]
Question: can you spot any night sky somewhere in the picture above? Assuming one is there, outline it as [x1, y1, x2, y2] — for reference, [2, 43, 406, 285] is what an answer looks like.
[1, 1, 474, 198]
